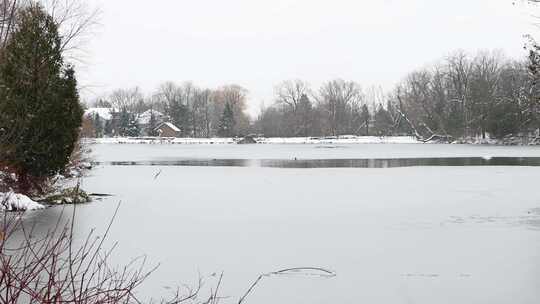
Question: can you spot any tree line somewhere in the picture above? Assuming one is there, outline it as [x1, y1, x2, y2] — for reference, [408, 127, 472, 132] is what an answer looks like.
[86, 83, 252, 138]
[89, 49, 539, 141]
[257, 50, 539, 141]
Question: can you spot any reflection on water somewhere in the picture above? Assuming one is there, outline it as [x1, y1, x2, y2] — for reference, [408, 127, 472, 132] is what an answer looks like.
[93, 157, 540, 168]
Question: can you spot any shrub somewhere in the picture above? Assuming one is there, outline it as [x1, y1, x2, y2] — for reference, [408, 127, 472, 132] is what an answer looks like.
[0, 4, 83, 195]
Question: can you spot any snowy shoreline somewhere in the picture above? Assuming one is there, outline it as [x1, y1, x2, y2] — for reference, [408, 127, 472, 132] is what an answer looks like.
[0, 191, 45, 211]
[85, 136, 422, 145]
[84, 135, 540, 146]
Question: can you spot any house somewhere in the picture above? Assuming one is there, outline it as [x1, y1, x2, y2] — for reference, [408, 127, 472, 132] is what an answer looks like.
[83, 107, 117, 137]
[83, 107, 121, 136]
[137, 109, 166, 136]
[155, 122, 181, 137]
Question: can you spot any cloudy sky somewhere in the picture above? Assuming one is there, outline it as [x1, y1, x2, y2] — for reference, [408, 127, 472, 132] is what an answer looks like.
[80, 0, 537, 116]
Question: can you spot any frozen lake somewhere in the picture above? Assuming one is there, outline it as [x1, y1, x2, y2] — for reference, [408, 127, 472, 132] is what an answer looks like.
[13, 144, 540, 303]
[92, 143, 540, 162]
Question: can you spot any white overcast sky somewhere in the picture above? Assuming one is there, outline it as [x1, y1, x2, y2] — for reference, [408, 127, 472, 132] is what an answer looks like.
[79, 0, 537, 116]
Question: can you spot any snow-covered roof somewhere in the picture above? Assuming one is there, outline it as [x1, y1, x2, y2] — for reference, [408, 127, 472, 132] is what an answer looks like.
[137, 109, 164, 125]
[84, 108, 116, 121]
[158, 122, 181, 132]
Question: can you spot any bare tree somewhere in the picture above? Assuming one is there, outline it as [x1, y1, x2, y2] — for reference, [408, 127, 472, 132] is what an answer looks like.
[195, 89, 213, 137]
[157, 82, 182, 104]
[317, 79, 364, 136]
[41, 0, 100, 60]
[1, 0, 100, 58]
[469, 50, 504, 138]
[109, 87, 144, 113]
[274, 80, 312, 136]
[445, 50, 473, 136]
[275, 80, 311, 112]
[213, 85, 250, 135]
[0, 0, 19, 49]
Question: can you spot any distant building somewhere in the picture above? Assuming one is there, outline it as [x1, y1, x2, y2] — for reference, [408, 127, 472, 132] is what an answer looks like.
[137, 109, 166, 136]
[84, 107, 121, 136]
[84, 108, 114, 132]
[155, 122, 181, 137]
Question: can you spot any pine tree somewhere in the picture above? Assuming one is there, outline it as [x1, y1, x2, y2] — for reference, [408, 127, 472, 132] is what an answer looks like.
[0, 5, 83, 193]
[373, 105, 393, 136]
[118, 109, 130, 136]
[487, 99, 520, 138]
[297, 94, 313, 137]
[148, 110, 159, 136]
[177, 104, 191, 137]
[168, 101, 191, 137]
[125, 115, 140, 137]
[117, 110, 140, 137]
[218, 102, 235, 137]
[360, 104, 371, 136]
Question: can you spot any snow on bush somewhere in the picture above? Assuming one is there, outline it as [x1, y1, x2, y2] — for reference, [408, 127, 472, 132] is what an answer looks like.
[0, 191, 45, 211]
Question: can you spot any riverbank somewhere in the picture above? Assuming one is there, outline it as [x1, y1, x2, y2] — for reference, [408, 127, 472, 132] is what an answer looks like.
[453, 135, 540, 145]
[84, 135, 540, 146]
[86, 136, 421, 145]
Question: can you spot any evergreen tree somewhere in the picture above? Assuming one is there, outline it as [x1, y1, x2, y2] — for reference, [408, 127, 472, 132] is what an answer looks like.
[168, 101, 191, 137]
[297, 94, 313, 137]
[177, 104, 191, 137]
[117, 110, 140, 137]
[118, 109, 131, 136]
[373, 105, 393, 136]
[148, 110, 159, 136]
[0, 5, 83, 193]
[360, 104, 371, 136]
[487, 99, 520, 138]
[218, 102, 235, 137]
[125, 116, 140, 137]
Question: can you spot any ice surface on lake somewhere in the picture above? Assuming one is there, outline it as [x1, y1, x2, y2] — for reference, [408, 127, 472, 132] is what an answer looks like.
[13, 144, 540, 303]
[90, 143, 540, 163]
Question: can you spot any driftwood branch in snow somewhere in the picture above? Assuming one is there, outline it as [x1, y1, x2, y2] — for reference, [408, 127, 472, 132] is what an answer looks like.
[395, 94, 453, 143]
[238, 267, 336, 304]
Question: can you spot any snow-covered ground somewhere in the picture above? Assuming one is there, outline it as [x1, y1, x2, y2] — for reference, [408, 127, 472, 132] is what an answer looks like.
[0, 191, 45, 211]
[87, 136, 420, 145]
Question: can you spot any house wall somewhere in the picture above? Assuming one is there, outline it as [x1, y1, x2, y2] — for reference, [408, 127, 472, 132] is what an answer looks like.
[158, 126, 178, 137]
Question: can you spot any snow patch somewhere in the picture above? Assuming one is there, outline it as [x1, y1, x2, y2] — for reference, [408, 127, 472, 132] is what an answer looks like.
[259, 136, 419, 144]
[0, 191, 45, 211]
